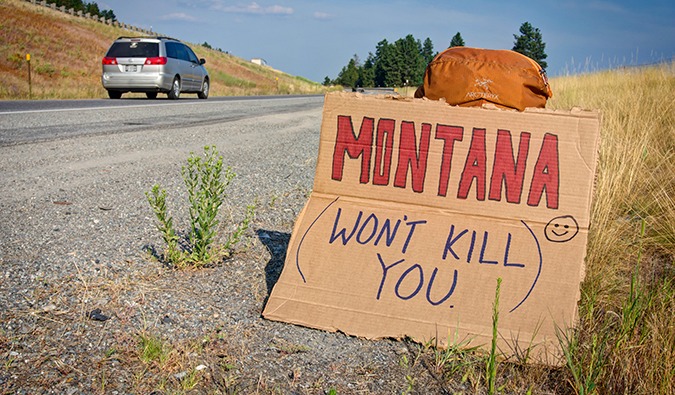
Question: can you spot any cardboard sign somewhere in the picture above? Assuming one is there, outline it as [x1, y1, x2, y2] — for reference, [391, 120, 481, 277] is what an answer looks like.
[263, 92, 600, 363]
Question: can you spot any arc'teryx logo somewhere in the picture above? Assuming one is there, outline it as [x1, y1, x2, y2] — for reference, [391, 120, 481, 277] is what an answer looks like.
[466, 77, 499, 101]
[474, 78, 493, 92]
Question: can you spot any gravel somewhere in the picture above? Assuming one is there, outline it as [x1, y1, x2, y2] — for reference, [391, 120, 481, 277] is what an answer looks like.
[0, 100, 453, 394]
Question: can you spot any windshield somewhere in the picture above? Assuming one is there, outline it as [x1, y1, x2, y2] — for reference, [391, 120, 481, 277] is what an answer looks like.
[106, 42, 159, 58]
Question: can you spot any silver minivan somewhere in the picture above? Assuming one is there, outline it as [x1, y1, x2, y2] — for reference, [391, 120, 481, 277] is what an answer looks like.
[101, 36, 209, 100]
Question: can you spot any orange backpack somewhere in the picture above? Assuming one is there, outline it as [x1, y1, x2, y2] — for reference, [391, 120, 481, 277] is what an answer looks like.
[414, 47, 552, 111]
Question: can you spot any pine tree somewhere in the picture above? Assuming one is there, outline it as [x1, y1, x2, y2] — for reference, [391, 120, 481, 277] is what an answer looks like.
[395, 35, 425, 86]
[335, 55, 360, 87]
[358, 53, 376, 87]
[421, 37, 435, 65]
[449, 32, 465, 48]
[512, 22, 548, 70]
[374, 39, 399, 87]
[335, 35, 431, 88]
[85, 2, 100, 16]
[53, 0, 85, 11]
[101, 9, 116, 21]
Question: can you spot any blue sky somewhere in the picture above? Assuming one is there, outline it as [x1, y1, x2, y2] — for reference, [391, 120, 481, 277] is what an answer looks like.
[100, 0, 674, 83]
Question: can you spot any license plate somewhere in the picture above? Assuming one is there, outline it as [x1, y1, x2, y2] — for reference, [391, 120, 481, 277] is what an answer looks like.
[124, 65, 138, 72]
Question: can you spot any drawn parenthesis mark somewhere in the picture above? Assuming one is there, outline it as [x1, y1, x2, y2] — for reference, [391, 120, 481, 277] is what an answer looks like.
[295, 197, 340, 283]
[509, 220, 543, 313]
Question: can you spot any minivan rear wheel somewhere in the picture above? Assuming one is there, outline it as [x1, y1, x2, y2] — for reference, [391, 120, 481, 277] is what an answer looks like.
[198, 79, 209, 99]
[167, 77, 181, 100]
[107, 90, 122, 99]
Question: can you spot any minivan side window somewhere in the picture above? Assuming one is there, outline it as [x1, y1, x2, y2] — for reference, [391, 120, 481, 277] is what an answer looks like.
[175, 43, 190, 62]
[165, 42, 178, 59]
[185, 46, 200, 64]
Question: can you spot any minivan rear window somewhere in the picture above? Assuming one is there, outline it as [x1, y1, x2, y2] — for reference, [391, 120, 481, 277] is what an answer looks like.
[106, 42, 159, 58]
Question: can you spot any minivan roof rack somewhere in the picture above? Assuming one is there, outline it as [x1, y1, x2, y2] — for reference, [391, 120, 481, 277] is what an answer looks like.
[115, 36, 179, 41]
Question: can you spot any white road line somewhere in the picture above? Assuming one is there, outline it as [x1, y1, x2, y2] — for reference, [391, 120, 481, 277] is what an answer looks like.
[0, 101, 220, 115]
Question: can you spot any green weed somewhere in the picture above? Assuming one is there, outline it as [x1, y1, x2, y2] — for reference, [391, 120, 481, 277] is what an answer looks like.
[147, 145, 253, 267]
[138, 333, 170, 365]
[7, 53, 24, 69]
[557, 325, 606, 395]
[221, 203, 256, 254]
[182, 145, 234, 263]
[180, 368, 201, 390]
[216, 71, 257, 88]
[146, 184, 181, 263]
[402, 374, 415, 394]
[486, 278, 502, 395]
[430, 333, 480, 376]
[271, 338, 310, 355]
[34, 61, 56, 76]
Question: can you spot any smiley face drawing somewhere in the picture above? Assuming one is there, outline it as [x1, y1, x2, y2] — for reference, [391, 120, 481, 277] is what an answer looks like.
[544, 215, 579, 243]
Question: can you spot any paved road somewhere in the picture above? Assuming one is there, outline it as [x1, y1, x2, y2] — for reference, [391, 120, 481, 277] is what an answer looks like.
[0, 95, 323, 146]
[0, 93, 325, 269]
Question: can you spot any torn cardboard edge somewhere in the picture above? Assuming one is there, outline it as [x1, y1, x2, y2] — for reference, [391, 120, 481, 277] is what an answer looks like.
[356, 91, 601, 117]
[263, 92, 601, 366]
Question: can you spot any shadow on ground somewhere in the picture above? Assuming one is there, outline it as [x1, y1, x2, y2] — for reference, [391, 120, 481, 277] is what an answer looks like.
[256, 229, 290, 298]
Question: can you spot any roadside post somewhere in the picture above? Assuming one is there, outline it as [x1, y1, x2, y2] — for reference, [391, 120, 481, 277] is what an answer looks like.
[26, 54, 32, 99]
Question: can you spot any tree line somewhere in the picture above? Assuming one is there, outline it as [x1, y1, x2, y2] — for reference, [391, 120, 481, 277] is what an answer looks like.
[50, 0, 116, 21]
[326, 22, 548, 88]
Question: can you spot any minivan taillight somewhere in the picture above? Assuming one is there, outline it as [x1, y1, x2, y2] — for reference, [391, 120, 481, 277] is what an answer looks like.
[102, 57, 117, 65]
[145, 57, 167, 65]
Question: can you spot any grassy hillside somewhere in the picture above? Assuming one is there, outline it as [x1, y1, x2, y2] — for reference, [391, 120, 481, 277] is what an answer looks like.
[0, 0, 325, 99]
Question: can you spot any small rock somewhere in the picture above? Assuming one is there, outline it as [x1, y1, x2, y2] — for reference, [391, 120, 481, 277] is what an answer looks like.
[88, 308, 110, 321]
[41, 304, 57, 313]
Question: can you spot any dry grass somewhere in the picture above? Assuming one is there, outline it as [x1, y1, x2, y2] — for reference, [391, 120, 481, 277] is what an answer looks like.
[0, 0, 324, 99]
[547, 63, 674, 395]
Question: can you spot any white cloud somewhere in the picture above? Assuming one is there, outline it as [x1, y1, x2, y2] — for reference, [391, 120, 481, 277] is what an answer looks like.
[267, 4, 293, 14]
[158, 12, 198, 22]
[210, 1, 293, 15]
[313, 11, 332, 20]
